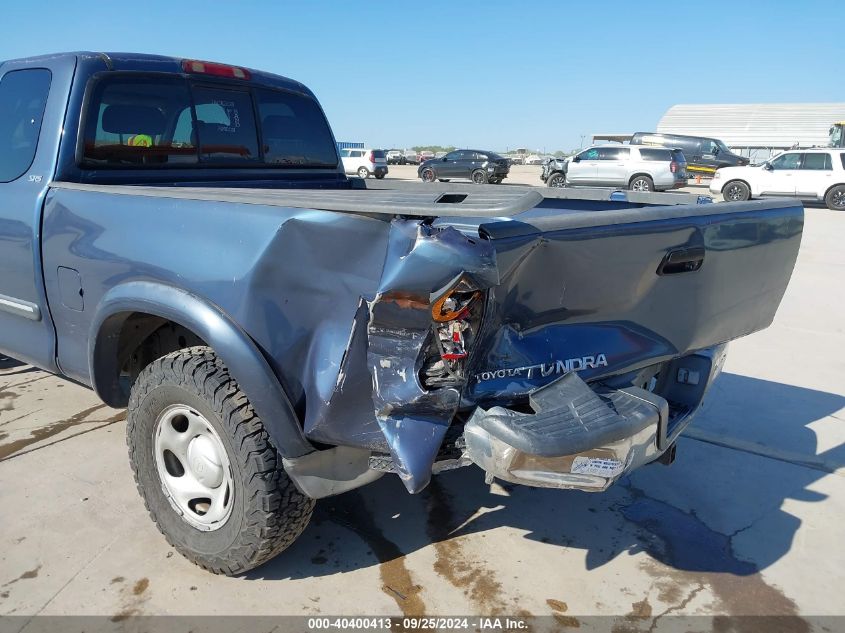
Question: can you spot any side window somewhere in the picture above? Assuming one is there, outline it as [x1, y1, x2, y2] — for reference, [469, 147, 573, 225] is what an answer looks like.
[639, 148, 670, 161]
[770, 153, 802, 170]
[598, 147, 629, 160]
[801, 153, 832, 170]
[579, 148, 600, 160]
[702, 140, 718, 155]
[444, 151, 459, 161]
[0, 68, 52, 182]
[339, 149, 350, 158]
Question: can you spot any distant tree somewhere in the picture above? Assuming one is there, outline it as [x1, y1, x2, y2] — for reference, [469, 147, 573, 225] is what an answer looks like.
[553, 150, 568, 158]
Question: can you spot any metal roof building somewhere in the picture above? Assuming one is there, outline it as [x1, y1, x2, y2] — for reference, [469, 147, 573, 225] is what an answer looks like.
[657, 103, 845, 154]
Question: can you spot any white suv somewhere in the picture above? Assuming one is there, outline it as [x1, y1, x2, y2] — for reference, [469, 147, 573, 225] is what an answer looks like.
[340, 148, 388, 179]
[712, 148, 845, 210]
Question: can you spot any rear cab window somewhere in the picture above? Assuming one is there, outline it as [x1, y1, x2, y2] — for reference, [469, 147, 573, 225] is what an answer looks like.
[0, 68, 52, 182]
[81, 74, 338, 169]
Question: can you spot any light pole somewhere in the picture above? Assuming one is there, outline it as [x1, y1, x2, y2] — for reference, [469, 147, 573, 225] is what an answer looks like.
[579, 134, 585, 149]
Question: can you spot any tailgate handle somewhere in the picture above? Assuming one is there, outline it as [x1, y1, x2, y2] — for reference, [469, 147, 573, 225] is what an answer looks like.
[657, 246, 705, 275]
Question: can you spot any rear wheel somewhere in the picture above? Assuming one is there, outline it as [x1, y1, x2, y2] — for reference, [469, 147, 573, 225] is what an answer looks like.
[421, 167, 436, 183]
[471, 169, 487, 184]
[375, 174, 385, 180]
[722, 180, 751, 202]
[126, 347, 314, 575]
[629, 175, 654, 192]
[488, 177, 502, 184]
[824, 185, 845, 210]
[547, 172, 566, 188]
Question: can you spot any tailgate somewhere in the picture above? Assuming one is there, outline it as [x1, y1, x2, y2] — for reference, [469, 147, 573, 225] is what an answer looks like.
[465, 200, 803, 403]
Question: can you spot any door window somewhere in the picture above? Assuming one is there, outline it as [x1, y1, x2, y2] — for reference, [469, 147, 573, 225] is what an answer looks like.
[443, 151, 460, 161]
[597, 147, 630, 160]
[801, 153, 832, 170]
[769, 153, 802, 170]
[0, 69, 52, 182]
[579, 148, 600, 160]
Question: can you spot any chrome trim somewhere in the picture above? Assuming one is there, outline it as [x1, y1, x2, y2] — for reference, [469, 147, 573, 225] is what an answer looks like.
[0, 293, 41, 321]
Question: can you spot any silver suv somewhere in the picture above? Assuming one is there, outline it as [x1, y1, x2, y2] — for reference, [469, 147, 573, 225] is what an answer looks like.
[541, 145, 688, 191]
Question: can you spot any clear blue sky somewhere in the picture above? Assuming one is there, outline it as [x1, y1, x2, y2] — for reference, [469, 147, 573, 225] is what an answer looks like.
[1, 0, 841, 152]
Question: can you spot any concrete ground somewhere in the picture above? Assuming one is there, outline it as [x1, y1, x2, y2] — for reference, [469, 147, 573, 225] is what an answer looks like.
[0, 189, 843, 629]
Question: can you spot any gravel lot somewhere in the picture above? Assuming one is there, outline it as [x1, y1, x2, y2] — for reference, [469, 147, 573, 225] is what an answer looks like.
[0, 186, 842, 629]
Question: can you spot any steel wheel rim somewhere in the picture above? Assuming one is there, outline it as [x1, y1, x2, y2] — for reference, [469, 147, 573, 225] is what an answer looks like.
[726, 185, 742, 200]
[153, 405, 234, 531]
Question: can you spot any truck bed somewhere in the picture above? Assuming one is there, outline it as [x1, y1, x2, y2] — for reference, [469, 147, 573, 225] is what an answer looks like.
[51, 180, 788, 225]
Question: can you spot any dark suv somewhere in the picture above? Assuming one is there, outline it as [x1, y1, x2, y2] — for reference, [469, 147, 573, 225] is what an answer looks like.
[419, 149, 510, 184]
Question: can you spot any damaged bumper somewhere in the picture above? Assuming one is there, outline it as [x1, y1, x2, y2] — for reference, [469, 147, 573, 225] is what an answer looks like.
[462, 345, 726, 491]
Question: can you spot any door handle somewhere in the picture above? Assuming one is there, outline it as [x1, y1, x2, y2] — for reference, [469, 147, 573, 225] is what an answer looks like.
[657, 246, 705, 275]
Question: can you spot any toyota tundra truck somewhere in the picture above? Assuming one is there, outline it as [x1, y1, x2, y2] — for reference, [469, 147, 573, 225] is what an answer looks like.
[0, 52, 803, 575]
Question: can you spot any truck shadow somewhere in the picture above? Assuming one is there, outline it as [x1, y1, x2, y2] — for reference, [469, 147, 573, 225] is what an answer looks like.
[249, 372, 844, 583]
[0, 356, 26, 371]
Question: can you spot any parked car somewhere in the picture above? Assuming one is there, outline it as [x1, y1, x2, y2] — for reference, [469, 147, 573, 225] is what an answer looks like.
[631, 132, 748, 175]
[525, 154, 544, 165]
[419, 149, 511, 184]
[711, 148, 845, 210]
[386, 149, 405, 165]
[541, 145, 687, 191]
[418, 150, 435, 163]
[340, 148, 388, 178]
[0, 51, 803, 577]
[403, 150, 419, 165]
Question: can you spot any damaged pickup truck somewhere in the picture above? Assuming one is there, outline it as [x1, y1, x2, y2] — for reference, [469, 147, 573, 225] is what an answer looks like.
[0, 52, 803, 574]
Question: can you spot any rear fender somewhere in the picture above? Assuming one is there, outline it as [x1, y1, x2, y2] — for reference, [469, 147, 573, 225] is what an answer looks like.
[89, 281, 313, 458]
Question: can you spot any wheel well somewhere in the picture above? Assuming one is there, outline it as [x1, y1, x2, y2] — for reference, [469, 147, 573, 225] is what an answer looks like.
[95, 312, 206, 406]
[628, 173, 653, 185]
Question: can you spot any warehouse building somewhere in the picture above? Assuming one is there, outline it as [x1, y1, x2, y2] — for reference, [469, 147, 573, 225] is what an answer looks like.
[656, 103, 845, 161]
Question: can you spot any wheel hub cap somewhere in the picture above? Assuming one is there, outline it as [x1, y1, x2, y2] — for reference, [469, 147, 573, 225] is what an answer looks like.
[153, 405, 234, 531]
[187, 435, 224, 488]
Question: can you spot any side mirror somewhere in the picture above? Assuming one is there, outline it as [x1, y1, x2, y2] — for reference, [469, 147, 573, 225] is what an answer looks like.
[442, 157, 448, 161]
[573, 156, 581, 163]
[763, 162, 773, 171]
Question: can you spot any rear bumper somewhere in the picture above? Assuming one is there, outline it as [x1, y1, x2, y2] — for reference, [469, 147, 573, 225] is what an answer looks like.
[462, 344, 727, 491]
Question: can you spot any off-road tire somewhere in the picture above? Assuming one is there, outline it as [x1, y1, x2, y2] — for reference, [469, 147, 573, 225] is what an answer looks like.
[547, 172, 566, 188]
[824, 184, 845, 210]
[629, 175, 654, 192]
[471, 169, 487, 184]
[722, 180, 751, 202]
[126, 346, 314, 575]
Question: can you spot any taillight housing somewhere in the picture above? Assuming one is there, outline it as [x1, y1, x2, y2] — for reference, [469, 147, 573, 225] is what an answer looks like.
[670, 161, 679, 173]
[368, 151, 375, 163]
